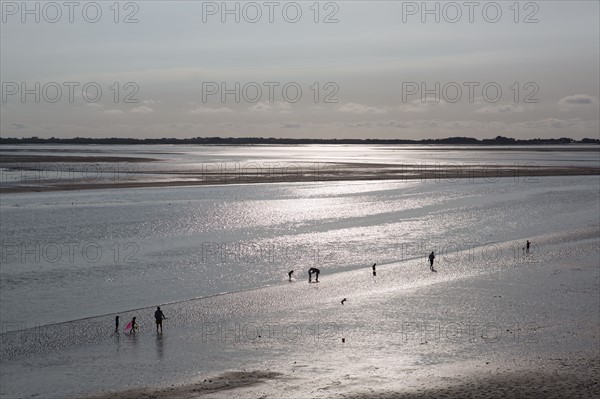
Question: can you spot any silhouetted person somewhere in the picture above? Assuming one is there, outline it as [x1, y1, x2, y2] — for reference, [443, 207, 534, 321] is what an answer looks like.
[526, 240, 530, 253]
[115, 315, 120, 332]
[308, 267, 320, 283]
[372, 263, 377, 277]
[129, 317, 137, 334]
[288, 270, 294, 281]
[341, 298, 347, 305]
[154, 306, 166, 333]
[428, 251, 435, 271]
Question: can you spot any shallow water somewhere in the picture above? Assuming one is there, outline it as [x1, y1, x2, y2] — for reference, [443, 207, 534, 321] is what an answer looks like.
[1, 175, 598, 327]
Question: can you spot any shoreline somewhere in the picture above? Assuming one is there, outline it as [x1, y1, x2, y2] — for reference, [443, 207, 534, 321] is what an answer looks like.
[2, 139, 599, 147]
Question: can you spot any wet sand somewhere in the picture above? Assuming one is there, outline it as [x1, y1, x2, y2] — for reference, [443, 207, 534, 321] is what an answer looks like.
[84, 358, 600, 399]
[1, 154, 598, 194]
[0, 155, 158, 163]
[77, 230, 599, 399]
[84, 371, 283, 399]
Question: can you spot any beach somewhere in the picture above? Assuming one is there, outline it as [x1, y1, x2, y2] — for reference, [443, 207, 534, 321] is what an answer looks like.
[3, 0, 600, 394]
[86, 360, 600, 399]
[1, 227, 598, 398]
[1, 145, 599, 398]
[80, 230, 599, 398]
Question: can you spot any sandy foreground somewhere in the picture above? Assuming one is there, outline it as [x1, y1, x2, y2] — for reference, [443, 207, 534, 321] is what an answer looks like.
[80, 231, 599, 399]
[1, 154, 599, 193]
[84, 358, 599, 399]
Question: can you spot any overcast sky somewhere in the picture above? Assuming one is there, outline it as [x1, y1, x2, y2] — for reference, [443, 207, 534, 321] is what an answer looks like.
[1, 0, 599, 139]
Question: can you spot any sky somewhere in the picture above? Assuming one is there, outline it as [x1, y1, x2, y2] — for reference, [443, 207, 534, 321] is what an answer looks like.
[1, 0, 599, 140]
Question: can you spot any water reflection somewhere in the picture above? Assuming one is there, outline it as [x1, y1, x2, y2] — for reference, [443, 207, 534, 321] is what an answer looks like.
[125, 330, 139, 354]
[155, 332, 165, 360]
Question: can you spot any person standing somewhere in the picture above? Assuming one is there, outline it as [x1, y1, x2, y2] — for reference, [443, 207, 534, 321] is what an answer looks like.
[154, 307, 166, 333]
[526, 240, 531, 253]
[428, 251, 435, 271]
[115, 315, 120, 333]
[372, 263, 377, 277]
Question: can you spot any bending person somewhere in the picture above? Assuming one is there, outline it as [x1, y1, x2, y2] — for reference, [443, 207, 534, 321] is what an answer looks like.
[308, 267, 320, 283]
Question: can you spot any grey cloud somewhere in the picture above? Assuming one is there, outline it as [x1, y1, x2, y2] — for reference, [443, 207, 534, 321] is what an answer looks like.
[558, 95, 599, 111]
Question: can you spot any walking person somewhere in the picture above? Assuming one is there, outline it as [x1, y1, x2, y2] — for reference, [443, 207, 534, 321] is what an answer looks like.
[154, 306, 166, 333]
[428, 251, 436, 271]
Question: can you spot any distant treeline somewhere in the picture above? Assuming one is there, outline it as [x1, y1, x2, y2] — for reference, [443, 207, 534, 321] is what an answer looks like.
[1, 136, 598, 145]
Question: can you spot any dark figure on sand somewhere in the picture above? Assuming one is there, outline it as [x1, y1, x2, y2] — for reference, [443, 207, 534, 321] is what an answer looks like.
[308, 267, 320, 283]
[372, 263, 377, 277]
[429, 252, 436, 271]
[526, 240, 531, 253]
[128, 317, 137, 333]
[115, 315, 119, 332]
[341, 298, 347, 305]
[288, 270, 294, 281]
[154, 306, 166, 332]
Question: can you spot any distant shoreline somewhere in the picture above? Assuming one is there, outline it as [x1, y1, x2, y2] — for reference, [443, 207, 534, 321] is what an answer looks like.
[2, 136, 599, 146]
[2, 145, 600, 153]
